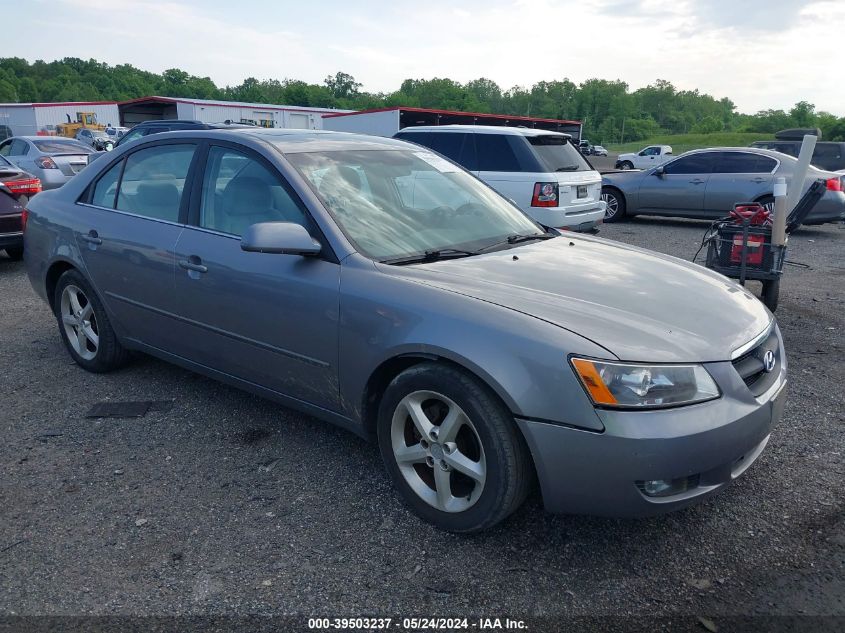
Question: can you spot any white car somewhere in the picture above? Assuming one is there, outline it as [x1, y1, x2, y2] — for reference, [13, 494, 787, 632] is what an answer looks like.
[593, 145, 609, 156]
[394, 125, 605, 231]
[615, 145, 673, 170]
[75, 128, 113, 149]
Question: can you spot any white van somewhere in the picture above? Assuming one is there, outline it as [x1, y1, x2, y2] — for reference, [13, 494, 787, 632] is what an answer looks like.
[394, 125, 605, 231]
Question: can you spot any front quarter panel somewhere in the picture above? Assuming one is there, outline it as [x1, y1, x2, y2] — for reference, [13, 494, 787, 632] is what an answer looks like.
[338, 256, 610, 432]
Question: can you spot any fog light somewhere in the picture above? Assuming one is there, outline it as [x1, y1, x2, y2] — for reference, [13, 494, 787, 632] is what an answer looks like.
[636, 475, 700, 498]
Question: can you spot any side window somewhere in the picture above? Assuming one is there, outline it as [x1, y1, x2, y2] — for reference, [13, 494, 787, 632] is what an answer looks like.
[199, 146, 308, 236]
[714, 152, 774, 174]
[476, 134, 520, 172]
[0, 141, 10, 156]
[663, 153, 715, 175]
[116, 143, 195, 222]
[9, 140, 28, 156]
[423, 133, 466, 163]
[119, 128, 146, 145]
[91, 160, 123, 208]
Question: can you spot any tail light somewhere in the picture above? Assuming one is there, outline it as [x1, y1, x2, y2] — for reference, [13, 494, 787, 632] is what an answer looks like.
[826, 177, 843, 192]
[35, 156, 58, 169]
[21, 208, 28, 232]
[531, 182, 559, 207]
[4, 178, 42, 197]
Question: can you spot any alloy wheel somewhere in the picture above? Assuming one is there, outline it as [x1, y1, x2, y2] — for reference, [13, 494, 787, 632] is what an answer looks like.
[601, 192, 619, 220]
[60, 285, 99, 360]
[390, 390, 486, 513]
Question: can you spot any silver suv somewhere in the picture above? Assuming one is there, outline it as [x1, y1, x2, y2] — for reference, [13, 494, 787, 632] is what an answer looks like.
[395, 125, 605, 231]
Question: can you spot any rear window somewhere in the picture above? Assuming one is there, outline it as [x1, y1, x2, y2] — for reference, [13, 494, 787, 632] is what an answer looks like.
[33, 139, 92, 154]
[528, 136, 591, 172]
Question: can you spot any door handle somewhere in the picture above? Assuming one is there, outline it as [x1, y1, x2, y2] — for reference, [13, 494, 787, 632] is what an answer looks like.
[80, 230, 102, 245]
[689, 179, 706, 184]
[751, 178, 766, 183]
[178, 257, 208, 274]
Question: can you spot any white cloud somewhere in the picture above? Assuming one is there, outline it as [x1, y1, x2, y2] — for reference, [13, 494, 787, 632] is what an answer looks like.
[11, 0, 845, 115]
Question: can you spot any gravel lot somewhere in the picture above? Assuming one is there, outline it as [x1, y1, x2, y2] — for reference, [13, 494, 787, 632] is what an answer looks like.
[1, 217, 843, 628]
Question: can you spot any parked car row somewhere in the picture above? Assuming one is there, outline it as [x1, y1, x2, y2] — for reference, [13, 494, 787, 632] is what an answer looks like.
[24, 127, 786, 532]
[0, 136, 92, 190]
[600, 147, 845, 224]
[0, 154, 41, 260]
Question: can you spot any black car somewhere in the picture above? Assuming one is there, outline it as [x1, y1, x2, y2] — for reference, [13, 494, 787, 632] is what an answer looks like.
[87, 120, 254, 164]
[0, 154, 41, 261]
[751, 128, 845, 172]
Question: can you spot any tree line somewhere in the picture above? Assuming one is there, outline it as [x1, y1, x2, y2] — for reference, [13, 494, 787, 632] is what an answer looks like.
[1, 57, 843, 143]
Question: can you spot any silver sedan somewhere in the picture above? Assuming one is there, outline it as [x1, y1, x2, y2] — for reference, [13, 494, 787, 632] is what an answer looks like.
[24, 129, 785, 532]
[601, 147, 845, 224]
[0, 136, 93, 190]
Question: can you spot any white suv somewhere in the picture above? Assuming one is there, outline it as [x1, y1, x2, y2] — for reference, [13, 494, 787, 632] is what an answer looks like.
[394, 125, 605, 231]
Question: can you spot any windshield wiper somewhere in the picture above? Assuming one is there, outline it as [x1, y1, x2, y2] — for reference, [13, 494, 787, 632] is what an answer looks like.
[476, 232, 556, 254]
[379, 248, 477, 266]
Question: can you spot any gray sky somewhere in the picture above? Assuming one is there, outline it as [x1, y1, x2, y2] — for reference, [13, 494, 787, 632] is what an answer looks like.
[8, 0, 845, 115]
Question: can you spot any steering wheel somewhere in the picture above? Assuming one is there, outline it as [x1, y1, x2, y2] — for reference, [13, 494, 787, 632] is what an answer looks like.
[456, 202, 487, 216]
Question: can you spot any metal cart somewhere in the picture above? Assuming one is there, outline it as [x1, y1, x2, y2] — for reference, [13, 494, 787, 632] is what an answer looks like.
[700, 180, 826, 312]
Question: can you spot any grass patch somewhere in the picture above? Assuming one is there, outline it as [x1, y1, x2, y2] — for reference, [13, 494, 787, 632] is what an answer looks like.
[606, 132, 765, 154]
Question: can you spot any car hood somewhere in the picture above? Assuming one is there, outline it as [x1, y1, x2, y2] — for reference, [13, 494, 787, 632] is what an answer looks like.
[389, 235, 771, 363]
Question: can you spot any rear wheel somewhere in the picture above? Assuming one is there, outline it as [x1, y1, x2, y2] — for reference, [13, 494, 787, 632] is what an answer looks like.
[4, 246, 23, 261]
[757, 195, 775, 214]
[377, 363, 532, 533]
[54, 270, 130, 373]
[601, 187, 626, 223]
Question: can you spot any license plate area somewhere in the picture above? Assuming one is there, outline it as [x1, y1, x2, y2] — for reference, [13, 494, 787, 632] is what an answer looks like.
[577, 185, 588, 198]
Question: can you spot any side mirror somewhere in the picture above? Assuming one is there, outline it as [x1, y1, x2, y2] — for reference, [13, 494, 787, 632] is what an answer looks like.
[240, 222, 321, 256]
[654, 166, 666, 177]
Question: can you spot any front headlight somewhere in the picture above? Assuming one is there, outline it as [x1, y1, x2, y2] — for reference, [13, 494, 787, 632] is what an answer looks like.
[570, 358, 720, 409]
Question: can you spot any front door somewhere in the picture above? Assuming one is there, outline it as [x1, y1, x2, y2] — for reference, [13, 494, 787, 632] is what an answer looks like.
[73, 142, 197, 350]
[637, 152, 717, 214]
[172, 143, 341, 411]
[704, 151, 778, 215]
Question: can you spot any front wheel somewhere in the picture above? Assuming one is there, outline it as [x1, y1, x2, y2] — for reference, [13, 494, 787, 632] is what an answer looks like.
[618, 161, 634, 170]
[601, 187, 626, 223]
[377, 363, 532, 533]
[761, 279, 780, 312]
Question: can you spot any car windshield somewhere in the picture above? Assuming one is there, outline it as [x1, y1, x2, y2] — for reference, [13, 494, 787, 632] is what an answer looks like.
[33, 139, 92, 154]
[91, 131, 109, 139]
[286, 148, 544, 261]
[529, 136, 591, 172]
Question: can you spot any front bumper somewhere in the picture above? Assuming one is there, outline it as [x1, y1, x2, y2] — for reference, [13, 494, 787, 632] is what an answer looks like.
[517, 357, 786, 517]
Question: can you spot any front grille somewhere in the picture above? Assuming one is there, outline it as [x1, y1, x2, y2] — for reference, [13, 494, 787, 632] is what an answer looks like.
[0, 213, 22, 234]
[732, 328, 780, 397]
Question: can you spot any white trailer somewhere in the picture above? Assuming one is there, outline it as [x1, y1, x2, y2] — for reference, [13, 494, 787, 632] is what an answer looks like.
[118, 96, 352, 130]
[0, 101, 120, 136]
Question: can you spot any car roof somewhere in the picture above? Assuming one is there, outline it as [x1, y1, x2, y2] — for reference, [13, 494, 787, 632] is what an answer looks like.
[684, 146, 795, 160]
[11, 136, 87, 142]
[136, 128, 415, 153]
[396, 124, 572, 138]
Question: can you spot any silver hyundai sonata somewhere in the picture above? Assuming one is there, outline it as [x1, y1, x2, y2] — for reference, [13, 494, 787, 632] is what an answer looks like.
[23, 128, 786, 532]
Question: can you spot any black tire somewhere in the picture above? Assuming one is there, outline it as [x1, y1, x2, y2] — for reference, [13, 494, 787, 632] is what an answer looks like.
[377, 362, 533, 533]
[618, 161, 634, 170]
[601, 187, 626, 223]
[4, 246, 23, 261]
[761, 279, 780, 312]
[53, 269, 130, 373]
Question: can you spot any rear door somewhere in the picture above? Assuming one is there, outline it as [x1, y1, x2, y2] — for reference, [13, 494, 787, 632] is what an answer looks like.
[637, 152, 717, 215]
[74, 141, 197, 349]
[705, 152, 778, 215]
[171, 141, 341, 411]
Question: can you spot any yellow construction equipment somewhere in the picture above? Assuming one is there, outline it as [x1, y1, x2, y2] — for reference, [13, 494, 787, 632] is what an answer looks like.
[57, 112, 106, 138]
